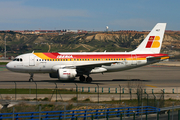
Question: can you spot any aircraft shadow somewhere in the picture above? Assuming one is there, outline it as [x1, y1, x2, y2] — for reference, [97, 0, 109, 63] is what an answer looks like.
[112, 79, 151, 82]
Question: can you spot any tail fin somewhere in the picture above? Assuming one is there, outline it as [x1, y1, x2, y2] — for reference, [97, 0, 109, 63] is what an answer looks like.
[132, 23, 166, 54]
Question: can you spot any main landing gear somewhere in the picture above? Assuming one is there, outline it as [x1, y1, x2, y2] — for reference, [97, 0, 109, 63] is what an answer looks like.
[79, 75, 92, 83]
[29, 73, 34, 82]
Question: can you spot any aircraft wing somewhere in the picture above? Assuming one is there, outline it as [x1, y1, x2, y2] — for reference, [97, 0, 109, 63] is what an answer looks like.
[51, 61, 123, 75]
[76, 61, 120, 68]
[75, 61, 122, 75]
[52, 61, 122, 70]
[61, 61, 122, 69]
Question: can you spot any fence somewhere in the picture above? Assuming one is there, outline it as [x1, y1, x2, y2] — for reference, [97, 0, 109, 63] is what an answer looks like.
[0, 106, 159, 120]
[0, 83, 165, 108]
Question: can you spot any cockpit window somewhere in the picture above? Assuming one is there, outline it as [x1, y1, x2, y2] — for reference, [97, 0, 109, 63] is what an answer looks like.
[13, 58, 18, 61]
[13, 58, 23, 62]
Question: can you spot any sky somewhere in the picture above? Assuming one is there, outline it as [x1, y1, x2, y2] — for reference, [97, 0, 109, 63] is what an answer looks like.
[0, 0, 180, 31]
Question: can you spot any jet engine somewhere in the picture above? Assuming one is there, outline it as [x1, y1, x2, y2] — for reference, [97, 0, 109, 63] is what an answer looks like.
[49, 69, 77, 80]
[58, 69, 77, 80]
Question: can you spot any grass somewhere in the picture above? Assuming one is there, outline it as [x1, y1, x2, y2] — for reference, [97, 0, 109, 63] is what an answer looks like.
[0, 88, 171, 94]
[0, 62, 8, 65]
[0, 88, 95, 94]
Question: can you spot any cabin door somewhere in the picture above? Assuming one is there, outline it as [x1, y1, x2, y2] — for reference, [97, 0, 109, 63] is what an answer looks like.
[29, 55, 35, 66]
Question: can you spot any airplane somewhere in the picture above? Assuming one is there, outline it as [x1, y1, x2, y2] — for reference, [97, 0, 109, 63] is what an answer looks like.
[6, 23, 169, 83]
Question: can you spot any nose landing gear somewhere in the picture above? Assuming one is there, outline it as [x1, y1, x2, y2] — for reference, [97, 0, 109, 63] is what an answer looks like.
[29, 73, 34, 82]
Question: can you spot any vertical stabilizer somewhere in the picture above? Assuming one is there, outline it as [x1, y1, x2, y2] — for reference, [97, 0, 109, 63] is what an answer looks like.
[132, 23, 166, 54]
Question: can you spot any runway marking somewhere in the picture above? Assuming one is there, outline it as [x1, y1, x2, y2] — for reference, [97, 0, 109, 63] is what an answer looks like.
[145, 85, 157, 88]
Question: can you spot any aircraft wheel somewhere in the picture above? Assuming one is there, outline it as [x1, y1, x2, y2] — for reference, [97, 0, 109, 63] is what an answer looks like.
[86, 77, 92, 83]
[79, 75, 85, 82]
[29, 78, 33, 82]
[29, 73, 34, 82]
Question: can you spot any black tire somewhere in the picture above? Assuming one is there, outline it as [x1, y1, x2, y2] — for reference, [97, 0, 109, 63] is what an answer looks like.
[79, 76, 85, 82]
[29, 78, 33, 82]
[86, 77, 92, 83]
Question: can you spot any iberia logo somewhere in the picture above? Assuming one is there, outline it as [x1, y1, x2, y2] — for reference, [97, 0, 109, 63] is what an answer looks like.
[146, 36, 160, 48]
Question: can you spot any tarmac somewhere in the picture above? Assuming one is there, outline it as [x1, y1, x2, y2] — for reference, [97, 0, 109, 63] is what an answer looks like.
[0, 60, 180, 101]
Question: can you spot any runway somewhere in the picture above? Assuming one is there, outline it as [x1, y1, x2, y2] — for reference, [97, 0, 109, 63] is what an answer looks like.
[0, 63, 180, 90]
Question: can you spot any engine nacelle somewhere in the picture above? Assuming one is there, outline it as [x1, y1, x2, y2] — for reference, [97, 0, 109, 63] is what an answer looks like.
[58, 69, 77, 80]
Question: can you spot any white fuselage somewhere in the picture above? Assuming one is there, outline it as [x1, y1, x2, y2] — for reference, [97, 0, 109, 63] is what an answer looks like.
[6, 52, 166, 74]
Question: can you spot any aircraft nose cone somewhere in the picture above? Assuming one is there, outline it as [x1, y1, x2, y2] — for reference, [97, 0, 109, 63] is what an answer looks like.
[6, 62, 13, 70]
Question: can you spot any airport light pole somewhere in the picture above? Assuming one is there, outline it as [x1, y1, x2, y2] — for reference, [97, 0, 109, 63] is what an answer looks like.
[4, 34, 6, 60]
